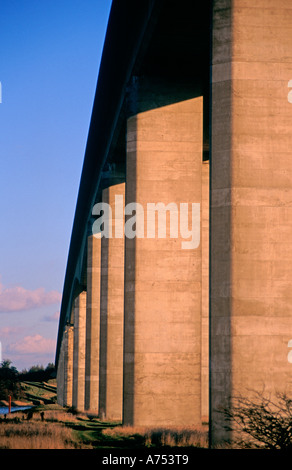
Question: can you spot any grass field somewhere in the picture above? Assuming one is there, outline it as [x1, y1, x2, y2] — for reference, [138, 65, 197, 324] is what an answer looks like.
[0, 381, 208, 449]
[19, 379, 57, 405]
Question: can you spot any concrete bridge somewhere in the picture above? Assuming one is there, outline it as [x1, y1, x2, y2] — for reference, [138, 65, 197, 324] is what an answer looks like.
[55, 0, 292, 446]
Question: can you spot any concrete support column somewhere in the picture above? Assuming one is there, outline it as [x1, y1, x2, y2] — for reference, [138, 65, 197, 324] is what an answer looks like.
[99, 182, 125, 420]
[85, 234, 102, 411]
[72, 292, 87, 411]
[201, 161, 209, 423]
[210, 0, 292, 445]
[57, 337, 65, 406]
[124, 97, 203, 426]
[64, 324, 74, 407]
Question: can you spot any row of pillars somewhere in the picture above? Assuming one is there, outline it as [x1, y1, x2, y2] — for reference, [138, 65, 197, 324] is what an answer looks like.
[57, 96, 209, 426]
[58, 1, 292, 441]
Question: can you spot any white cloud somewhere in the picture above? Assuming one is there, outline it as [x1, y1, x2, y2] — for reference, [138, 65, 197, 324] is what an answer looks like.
[0, 282, 61, 313]
[9, 335, 56, 355]
[0, 326, 23, 337]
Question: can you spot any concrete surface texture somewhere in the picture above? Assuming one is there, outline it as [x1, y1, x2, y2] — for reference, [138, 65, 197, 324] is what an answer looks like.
[72, 292, 87, 411]
[56, 335, 65, 406]
[99, 183, 125, 421]
[55, 0, 292, 447]
[85, 234, 102, 411]
[57, 323, 73, 407]
[210, 0, 292, 444]
[201, 161, 209, 423]
[63, 324, 74, 407]
[123, 97, 203, 426]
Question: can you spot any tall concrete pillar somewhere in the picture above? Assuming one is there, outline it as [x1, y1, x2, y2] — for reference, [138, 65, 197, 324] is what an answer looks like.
[85, 234, 102, 411]
[72, 292, 87, 411]
[210, 0, 292, 445]
[124, 97, 203, 426]
[64, 324, 74, 407]
[57, 336, 65, 406]
[99, 182, 125, 421]
[201, 161, 209, 423]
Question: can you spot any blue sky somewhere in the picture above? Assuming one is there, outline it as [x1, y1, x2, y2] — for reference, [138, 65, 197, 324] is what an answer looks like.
[0, 0, 112, 371]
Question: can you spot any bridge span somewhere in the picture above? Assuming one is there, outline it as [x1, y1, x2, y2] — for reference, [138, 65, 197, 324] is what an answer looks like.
[55, 0, 292, 446]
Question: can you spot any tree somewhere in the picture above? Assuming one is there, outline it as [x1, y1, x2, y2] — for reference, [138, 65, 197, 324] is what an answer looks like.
[19, 363, 56, 382]
[220, 390, 292, 449]
[28, 364, 44, 373]
[0, 360, 23, 401]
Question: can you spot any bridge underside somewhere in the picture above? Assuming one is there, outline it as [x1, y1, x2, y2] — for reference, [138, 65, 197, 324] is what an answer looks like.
[56, 0, 292, 447]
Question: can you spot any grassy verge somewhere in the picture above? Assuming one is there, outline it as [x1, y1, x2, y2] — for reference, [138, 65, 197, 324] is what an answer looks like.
[19, 379, 57, 405]
[0, 381, 208, 449]
[0, 405, 208, 449]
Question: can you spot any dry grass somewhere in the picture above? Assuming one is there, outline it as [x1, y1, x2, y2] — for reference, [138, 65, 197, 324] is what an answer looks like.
[102, 424, 208, 448]
[0, 411, 79, 449]
[0, 407, 209, 449]
[37, 409, 81, 423]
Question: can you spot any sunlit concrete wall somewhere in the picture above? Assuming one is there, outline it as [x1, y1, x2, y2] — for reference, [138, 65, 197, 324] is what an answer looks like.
[210, 0, 292, 444]
[99, 183, 125, 421]
[72, 292, 87, 411]
[56, 336, 65, 406]
[123, 97, 203, 426]
[85, 234, 102, 412]
[201, 161, 209, 423]
[57, 323, 73, 407]
[63, 324, 74, 407]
